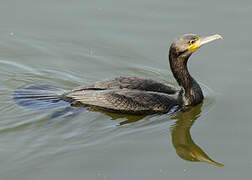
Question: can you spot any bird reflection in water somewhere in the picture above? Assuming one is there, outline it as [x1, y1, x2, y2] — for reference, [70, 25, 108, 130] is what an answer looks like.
[170, 103, 223, 167]
[50, 103, 223, 167]
[99, 103, 223, 167]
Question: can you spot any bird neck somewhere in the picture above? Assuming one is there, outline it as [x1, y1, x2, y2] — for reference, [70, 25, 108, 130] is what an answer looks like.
[169, 50, 203, 107]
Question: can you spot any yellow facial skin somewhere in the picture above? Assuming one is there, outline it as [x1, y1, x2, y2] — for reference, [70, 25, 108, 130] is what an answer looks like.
[188, 38, 201, 52]
[188, 34, 223, 53]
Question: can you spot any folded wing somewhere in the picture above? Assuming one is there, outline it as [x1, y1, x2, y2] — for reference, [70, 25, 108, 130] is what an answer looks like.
[65, 89, 180, 114]
[72, 77, 178, 94]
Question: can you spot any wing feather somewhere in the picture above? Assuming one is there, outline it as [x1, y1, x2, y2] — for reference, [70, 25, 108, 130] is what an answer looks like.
[72, 77, 178, 94]
[66, 89, 180, 114]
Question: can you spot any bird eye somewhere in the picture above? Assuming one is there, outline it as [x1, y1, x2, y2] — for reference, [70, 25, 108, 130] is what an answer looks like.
[189, 40, 195, 44]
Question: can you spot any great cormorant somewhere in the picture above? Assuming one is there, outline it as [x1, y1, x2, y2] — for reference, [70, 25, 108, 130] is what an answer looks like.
[14, 34, 223, 115]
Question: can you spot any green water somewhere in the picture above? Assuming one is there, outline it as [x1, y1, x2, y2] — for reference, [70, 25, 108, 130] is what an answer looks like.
[0, 0, 252, 179]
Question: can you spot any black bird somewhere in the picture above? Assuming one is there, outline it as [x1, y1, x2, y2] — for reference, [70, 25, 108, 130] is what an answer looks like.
[14, 34, 223, 115]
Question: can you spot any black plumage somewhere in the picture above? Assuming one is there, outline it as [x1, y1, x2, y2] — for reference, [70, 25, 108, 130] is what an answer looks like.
[14, 34, 222, 115]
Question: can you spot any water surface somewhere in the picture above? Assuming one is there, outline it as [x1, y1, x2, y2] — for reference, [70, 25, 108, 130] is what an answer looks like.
[0, 0, 252, 179]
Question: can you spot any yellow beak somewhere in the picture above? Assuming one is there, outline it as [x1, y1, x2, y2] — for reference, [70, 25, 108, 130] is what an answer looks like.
[188, 34, 223, 52]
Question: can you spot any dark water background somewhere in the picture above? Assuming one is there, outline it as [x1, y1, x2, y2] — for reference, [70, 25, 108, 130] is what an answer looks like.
[0, 0, 252, 179]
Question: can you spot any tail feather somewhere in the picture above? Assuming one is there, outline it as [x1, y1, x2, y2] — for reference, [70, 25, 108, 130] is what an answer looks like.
[13, 84, 70, 110]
